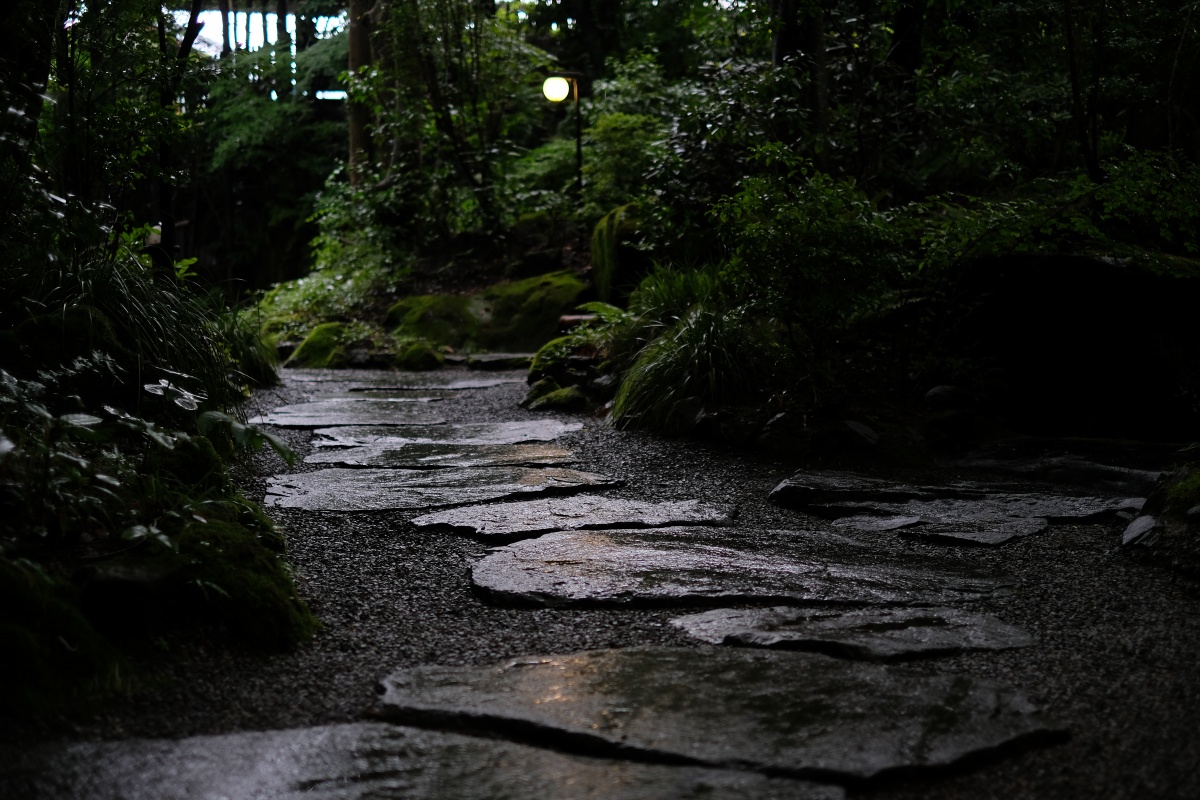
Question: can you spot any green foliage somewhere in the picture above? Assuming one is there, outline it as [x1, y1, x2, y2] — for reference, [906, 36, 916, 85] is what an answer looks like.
[388, 296, 481, 349]
[286, 322, 351, 368]
[395, 341, 445, 371]
[713, 146, 901, 353]
[582, 114, 664, 219]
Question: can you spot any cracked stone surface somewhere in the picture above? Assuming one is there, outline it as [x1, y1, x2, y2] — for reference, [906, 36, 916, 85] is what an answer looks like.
[671, 607, 1035, 661]
[312, 420, 582, 447]
[412, 497, 734, 541]
[947, 454, 1166, 496]
[282, 368, 525, 389]
[831, 513, 1050, 546]
[471, 527, 1011, 608]
[265, 467, 619, 512]
[375, 646, 1062, 784]
[249, 399, 449, 428]
[0, 722, 840, 800]
[305, 442, 576, 470]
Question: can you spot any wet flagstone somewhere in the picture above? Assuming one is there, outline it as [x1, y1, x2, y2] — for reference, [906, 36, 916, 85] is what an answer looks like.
[411, 497, 734, 541]
[283, 368, 525, 389]
[265, 467, 619, 512]
[312, 420, 582, 447]
[832, 513, 1050, 546]
[306, 441, 575, 469]
[375, 646, 1062, 784]
[0, 722, 839, 800]
[471, 527, 1011, 608]
[250, 399, 449, 428]
[671, 606, 1035, 660]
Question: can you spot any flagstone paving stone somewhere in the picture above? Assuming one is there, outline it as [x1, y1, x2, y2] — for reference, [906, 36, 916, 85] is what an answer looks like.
[250, 399, 449, 428]
[282, 368, 525, 389]
[264, 467, 619, 512]
[0, 722, 841, 800]
[831, 514, 1050, 546]
[312, 420, 582, 446]
[471, 527, 1011, 608]
[306, 442, 576, 470]
[671, 606, 1035, 660]
[375, 646, 1063, 784]
[412, 497, 734, 541]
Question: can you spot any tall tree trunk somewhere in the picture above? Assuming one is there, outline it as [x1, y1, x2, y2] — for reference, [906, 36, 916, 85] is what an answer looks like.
[0, 0, 70, 172]
[218, 0, 231, 56]
[275, 0, 290, 45]
[1062, 0, 1104, 182]
[347, 0, 374, 183]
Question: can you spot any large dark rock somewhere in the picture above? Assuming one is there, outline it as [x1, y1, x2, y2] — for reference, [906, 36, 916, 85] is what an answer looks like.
[375, 647, 1064, 784]
[250, 399, 448, 428]
[936, 254, 1200, 439]
[671, 607, 1035, 661]
[471, 527, 1011, 608]
[412, 497, 733, 541]
[265, 467, 619, 512]
[0, 722, 839, 799]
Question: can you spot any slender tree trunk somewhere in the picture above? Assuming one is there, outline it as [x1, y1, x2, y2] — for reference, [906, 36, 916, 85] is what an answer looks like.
[218, 0, 231, 56]
[0, 0, 70, 172]
[347, 0, 374, 183]
[1063, 0, 1104, 182]
[275, 0, 290, 46]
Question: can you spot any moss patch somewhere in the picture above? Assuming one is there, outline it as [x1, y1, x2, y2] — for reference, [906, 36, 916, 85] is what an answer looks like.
[527, 385, 591, 412]
[286, 322, 348, 368]
[387, 295, 480, 349]
[396, 340, 444, 371]
[478, 271, 588, 351]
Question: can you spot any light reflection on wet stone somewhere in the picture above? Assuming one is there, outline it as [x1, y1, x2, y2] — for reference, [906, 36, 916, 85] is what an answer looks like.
[265, 467, 619, 512]
[375, 647, 1063, 783]
[312, 420, 582, 446]
[305, 441, 576, 470]
[471, 527, 1011, 607]
[671, 606, 1035, 660]
[250, 399, 449, 428]
[412, 497, 734, 541]
[0, 722, 842, 799]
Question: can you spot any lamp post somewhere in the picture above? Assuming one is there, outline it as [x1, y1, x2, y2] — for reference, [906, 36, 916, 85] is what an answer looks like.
[542, 73, 582, 196]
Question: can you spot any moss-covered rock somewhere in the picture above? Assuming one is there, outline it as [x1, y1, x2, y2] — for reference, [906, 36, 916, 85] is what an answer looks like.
[387, 295, 481, 349]
[286, 322, 348, 368]
[521, 377, 562, 408]
[478, 271, 588, 351]
[396, 340, 444, 371]
[526, 385, 591, 412]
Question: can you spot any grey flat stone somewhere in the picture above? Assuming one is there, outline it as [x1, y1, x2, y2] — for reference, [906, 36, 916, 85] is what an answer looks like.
[312, 391, 454, 401]
[1122, 514, 1160, 546]
[466, 352, 536, 369]
[306, 442, 576, 469]
[348, 378, 526, 391]
[250, 399, 448, 428]
[833, 513, 1050, 546]
[671, 607, 1035, 661]
[0, 721, 838, 800]
[471, 527, 1011, 608]
[313, 420, 582, 447]
[265, 467, 619, 512]
[375, 646, 1063, 783]
[948, 454, 1166, 495]
[412, 497, 734, 541]
[282, 368, 525, 388]
[768, 473, 984, 506]
[821, 494, 1141, 525]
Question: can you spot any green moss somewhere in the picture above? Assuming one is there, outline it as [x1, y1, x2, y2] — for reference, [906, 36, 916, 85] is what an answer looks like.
[478, 270, 588, 351]
[529, 336, 576, 382]
[0, 559, 124, 715]
[387, 295, 480, 348]
[174, 520, 319, 649]
[396, 340, 444, 371]
[286, 322, 348, 368]
[522, 377, 561, 407]
[1166, 467, 1200, 511]
[527, 385, 591, 412]
[591, 204, 640, 302]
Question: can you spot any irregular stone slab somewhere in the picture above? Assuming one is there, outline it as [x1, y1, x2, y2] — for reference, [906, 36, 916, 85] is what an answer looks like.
[832, 513, 1050, 546]
[313, 420, 582, 447]
[265, 467, 619, 512]
[1122, 514, 1161, 546]
[412, 497, 734, 541]
[948, 454, 1166, 496]
[671, 607, 1035, 661]
[347, 377, 523, 391]
[313, 391, 455, 401]
[283, 368, 524, 388]
[466, 352, 535, 370]
[471, 527, 1010, 608]
[250, 399, 448, 428]
[306, 442, 575, 470]
[0, 722, 838, 800]
[375, 646, 1063, 784]
[768, 472, 985, 506]
[819, 494, 1142, 525]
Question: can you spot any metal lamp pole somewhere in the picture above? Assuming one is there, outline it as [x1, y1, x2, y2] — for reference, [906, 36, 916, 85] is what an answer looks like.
[542, 73, 583, 196]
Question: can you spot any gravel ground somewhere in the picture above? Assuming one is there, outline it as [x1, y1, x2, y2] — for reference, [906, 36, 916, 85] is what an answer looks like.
[11, 369, 1200, 798]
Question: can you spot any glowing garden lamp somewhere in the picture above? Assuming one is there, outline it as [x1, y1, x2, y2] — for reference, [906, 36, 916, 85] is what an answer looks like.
[542, 73, 583, 195]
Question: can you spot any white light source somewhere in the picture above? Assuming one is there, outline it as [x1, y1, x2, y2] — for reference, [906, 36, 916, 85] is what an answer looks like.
[542, 76, 571, 103]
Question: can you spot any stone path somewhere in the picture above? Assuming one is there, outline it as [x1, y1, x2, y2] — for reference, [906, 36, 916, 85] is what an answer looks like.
[6, 365, 1179, 799]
